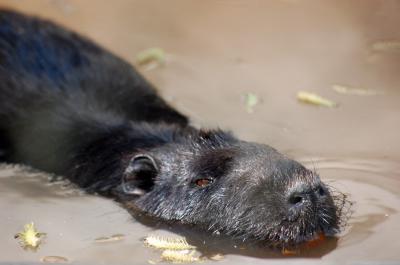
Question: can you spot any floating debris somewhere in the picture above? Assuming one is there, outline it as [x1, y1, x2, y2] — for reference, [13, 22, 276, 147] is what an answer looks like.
[94, 234, 125, 243]
[332, 84, 381, 96]
[40, 256, 69, 263]
[371, 40, 400, 53]
[136, 48, 166, 68]
[144, 234, 201, 263]
[161, 249, 200, 263]
[144, 235, 196, 250]
[297, 91, 337, 108]
[244, 92, 259, 113]
[209, 253, 225, 261]
[15, 222, 46, 250]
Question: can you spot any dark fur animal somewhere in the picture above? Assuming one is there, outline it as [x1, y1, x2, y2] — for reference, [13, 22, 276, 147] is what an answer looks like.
[0, 10, 343, 247]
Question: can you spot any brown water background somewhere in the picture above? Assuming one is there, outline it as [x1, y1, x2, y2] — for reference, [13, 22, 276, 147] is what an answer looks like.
[0, 1, 399, 264]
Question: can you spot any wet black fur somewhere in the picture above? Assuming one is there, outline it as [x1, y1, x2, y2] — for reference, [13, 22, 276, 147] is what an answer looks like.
[0, 10, 346, 247]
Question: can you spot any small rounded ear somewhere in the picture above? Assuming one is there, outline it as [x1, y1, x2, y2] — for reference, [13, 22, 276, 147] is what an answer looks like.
[122, 154, 158, 196]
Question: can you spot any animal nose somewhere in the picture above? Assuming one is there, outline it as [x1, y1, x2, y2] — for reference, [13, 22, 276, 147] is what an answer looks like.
[287, 183, 327, 210]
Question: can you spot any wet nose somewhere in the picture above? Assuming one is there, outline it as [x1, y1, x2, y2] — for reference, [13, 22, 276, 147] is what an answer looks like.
[287, 183, 327, 210]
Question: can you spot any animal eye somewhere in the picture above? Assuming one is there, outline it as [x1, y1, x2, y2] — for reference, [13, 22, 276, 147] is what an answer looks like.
[195, 178, 213, 187]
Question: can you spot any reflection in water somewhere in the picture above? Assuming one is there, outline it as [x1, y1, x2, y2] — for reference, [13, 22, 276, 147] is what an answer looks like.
[127, 207, 339, 259]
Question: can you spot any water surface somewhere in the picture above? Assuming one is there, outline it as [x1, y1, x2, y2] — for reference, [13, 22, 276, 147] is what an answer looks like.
[0, 0, 399, 264]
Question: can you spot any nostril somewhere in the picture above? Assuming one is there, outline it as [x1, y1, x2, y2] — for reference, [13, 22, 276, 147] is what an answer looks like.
[288, 194, 304, 206]
[317, 186, 326, 197]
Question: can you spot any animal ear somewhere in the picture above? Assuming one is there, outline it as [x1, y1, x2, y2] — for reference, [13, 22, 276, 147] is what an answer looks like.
[122, 154, 158, 196]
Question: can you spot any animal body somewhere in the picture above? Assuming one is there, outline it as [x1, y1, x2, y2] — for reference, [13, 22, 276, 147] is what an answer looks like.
[0, 10, 343, 248]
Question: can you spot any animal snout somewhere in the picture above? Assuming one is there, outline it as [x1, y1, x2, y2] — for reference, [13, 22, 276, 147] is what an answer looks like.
[286, 182, 327, 219]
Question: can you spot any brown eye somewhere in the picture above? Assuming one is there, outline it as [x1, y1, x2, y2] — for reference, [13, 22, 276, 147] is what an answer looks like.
[195, 178, 213, 187]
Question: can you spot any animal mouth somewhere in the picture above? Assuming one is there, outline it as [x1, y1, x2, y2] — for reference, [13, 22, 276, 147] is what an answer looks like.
[266, 224, 329, 248]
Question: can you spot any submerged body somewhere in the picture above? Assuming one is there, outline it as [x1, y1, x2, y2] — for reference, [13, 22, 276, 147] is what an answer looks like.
[0, 10, 343, 247]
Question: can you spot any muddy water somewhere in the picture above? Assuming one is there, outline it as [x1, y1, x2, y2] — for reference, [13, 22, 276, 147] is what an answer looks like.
[0, 0, 400, 264]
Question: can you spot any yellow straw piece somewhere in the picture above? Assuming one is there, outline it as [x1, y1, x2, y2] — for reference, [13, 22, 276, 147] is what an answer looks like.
[161, 250, 200, 263]
[297, 91, 337, 108]
[144, 235, 196, 250]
